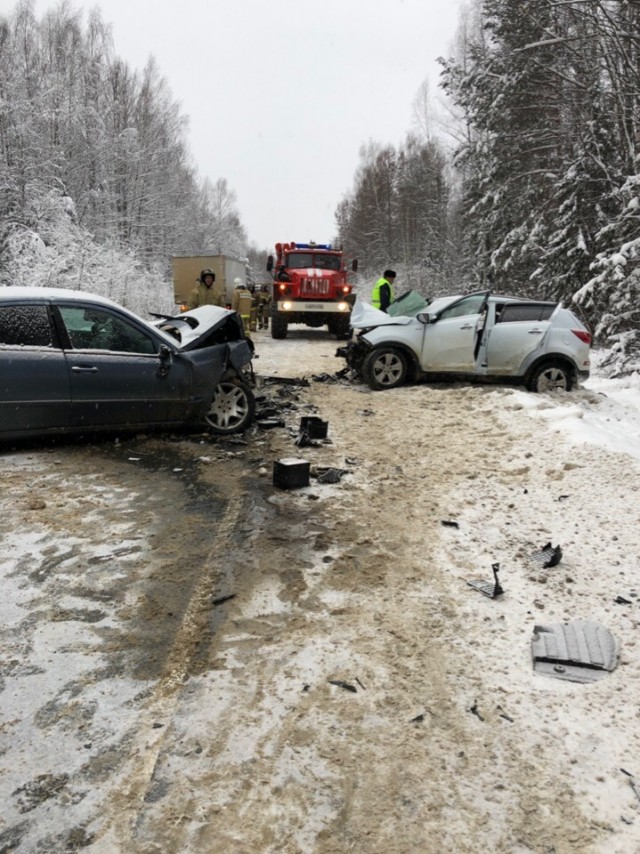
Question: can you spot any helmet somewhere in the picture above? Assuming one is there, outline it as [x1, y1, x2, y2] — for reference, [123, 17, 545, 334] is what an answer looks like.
[233, 277, 244, 289]
[200, 268, 215, 283]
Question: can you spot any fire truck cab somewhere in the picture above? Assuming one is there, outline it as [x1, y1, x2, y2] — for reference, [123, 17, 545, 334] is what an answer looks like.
[266, 241, 357, 339]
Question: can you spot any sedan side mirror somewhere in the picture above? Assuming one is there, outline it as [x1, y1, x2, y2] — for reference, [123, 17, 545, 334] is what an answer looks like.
[158, 344, 173, 376]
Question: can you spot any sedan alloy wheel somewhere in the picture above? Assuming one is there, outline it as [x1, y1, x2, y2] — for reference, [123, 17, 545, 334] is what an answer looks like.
[205, 379, 255, 434]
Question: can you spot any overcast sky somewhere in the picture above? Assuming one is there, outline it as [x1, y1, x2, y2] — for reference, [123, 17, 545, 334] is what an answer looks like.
[21, 0, 464, 251]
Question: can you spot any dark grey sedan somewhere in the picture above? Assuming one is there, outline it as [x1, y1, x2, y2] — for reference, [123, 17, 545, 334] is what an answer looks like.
[0, 287, 255, 441]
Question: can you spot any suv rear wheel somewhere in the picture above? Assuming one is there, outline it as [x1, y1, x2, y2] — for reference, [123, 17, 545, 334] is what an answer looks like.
[526, 360, 574, 393]
[205, 378, 255, 434]
[362, 347, 408, 390]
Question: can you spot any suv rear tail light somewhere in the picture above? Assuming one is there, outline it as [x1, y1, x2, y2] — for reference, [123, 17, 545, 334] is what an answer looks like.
[571, 329, 592, 345]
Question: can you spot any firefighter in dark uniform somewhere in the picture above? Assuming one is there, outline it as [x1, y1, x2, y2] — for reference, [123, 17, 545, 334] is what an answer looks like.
[256, 285, 272, 330]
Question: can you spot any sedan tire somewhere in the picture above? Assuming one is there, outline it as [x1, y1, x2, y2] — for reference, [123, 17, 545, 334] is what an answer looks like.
[205, 379, 256, 434]
[526, 360, 574, 393]
[362, 347, 408, 390]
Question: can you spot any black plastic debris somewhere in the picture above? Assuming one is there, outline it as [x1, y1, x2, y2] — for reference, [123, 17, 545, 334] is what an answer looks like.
[532, 542, 563, 568]
[441, 519, 460, 529]
[300, 416, 329, 440]
[621, 769, 640, 804]
[273, 457, 310, 489]
[294, 431, 315, 448]
[467, 563, 504, 599]
[357, 409, 375, 417]
[468, 701, 484, 721]
[212, 594, 236, 606]
[257, 418, 286, 430]
[255, 406, 281, 420]
[311, 372, 339, 383]
[315, 467, 349, 484]
[328, 679, 357, 693]
[345, 457, 359, 466]
[261, 375, 310, 387]
[531, 619, 618, 683]
[615, 596, 632, 605]
[410, 713, 425, 724]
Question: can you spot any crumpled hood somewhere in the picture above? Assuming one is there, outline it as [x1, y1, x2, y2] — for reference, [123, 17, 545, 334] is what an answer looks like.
[349, 297, 416, 329]
[154, 305, 241, 349]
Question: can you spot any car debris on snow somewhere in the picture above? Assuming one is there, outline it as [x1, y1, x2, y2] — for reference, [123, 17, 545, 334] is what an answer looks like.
[468, 700, 484, 721]
[531, 619, 619, 683]
[273, 457, 310, 489]
[328, 680, 358, 693]
[531, 542, 563, 568]
[466, 563, 504, 599]
[313, 467, 350, 484]
[212, 594, 236, 606]
[621, 769, 640, 804]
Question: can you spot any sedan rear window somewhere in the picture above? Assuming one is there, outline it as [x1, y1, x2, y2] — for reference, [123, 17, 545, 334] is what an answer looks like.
[0, 304, 54, 347]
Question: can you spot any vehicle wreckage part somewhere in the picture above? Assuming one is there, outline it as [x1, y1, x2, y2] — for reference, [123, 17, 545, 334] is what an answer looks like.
[204, 379, 255, 435]
[362, 346, 408, 390]
[526, 360, 574, 393]
[273, 457, 310, 489]
[315, 467, 349, 484]
[531, 542, 563, 568]
[467, 563, 504, 599]
[300, 416, 329, 439]
[531, 620, 618, 683]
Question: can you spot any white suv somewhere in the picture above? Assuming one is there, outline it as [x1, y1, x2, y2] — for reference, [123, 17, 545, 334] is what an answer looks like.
[340, 291, 591, 392]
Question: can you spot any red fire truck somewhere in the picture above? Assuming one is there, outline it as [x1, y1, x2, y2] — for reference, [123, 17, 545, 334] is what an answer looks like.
[266, 241, 357, 339]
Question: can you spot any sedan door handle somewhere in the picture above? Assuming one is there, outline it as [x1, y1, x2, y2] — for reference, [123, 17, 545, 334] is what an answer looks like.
[71, 366, 98, 372]
[528, 329, 544, 334]
[460, 323, 475, 329]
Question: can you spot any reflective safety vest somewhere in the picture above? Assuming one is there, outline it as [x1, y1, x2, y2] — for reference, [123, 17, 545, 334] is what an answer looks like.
[371, 277, 395, 309]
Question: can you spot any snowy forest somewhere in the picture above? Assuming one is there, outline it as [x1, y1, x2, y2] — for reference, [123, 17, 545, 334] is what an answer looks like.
[1, 0, 639, 369]
[336, 0, 640, 370]
[0, 1, 251, 315]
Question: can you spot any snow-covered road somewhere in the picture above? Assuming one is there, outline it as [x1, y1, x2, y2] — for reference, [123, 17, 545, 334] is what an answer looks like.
[2, 328, 640, 853]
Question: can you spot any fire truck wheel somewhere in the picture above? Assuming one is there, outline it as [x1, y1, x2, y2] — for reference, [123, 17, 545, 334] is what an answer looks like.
[271, 314, 288, 339]
[204, 379, 256, 434]
[329, 316, 351, 339]
[362, 347, 408, 390]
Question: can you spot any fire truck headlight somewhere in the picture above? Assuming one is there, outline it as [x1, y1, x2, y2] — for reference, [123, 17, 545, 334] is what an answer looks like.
[337, 302, 349, 312]
[282, 301, 293, 311]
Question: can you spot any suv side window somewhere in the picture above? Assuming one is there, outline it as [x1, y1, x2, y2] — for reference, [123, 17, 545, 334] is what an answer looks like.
[0, 304, 54, 347]
[58, 306, 157, 354]
[439, 294, 486, 320]
[499, 303, 556, 323]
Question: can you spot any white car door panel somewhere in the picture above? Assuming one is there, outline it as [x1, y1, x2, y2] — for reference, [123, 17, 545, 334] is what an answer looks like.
[421, 314, 481, 372]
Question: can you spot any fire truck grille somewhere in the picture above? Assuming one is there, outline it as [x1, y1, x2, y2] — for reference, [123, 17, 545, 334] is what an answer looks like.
[300, 278, 330, 297]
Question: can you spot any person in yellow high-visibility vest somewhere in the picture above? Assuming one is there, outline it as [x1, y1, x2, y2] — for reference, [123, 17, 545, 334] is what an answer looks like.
[231, 279, 253, 333]
[371, 269, 397, 312]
